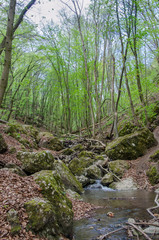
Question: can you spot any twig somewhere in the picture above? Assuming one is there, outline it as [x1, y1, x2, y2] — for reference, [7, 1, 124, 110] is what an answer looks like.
[126, 222, 152, 240]
[147, 194, 159, 218]
[96, 227, 126, 240]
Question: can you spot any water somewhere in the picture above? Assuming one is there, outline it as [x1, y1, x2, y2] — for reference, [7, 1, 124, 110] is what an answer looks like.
[73, 181, 156, 240]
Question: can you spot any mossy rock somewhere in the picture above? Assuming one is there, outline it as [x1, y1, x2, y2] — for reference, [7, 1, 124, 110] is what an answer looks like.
[24, 197, 58, 238]
[17, 150, 55, 174]
[109, 177, 138, 190]
[72, 144, 84, 152]
[23, 125, 39, 142]
[0, 133, 8, 153]
[53, 160, 83, 194]
[75, 175, 90, 187]
[86, 165, 102, 179]
[95, 155, 105, 161]
[61, 148, 75, 155]
[78, 151, 95, 159]
[68, 157, 95, 176]
[105, 128, 157, 160]
[38, 132, 63, 151]
[33, 170, 73, 238]
[147, 164, 159, 185]
[118, 121, 138, 137]
[149, 150, 159, 162]
[101, 173, 114, 186]
[6, 122, 27, 135]
[7, 209, 21, 236]
[108, 160, 130, 177]
[2, 167, 26, 177]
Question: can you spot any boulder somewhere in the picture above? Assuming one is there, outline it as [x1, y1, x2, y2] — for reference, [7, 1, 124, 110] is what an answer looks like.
[72, 144, 84, 152]
[76, 175, 90, 187]
[33, 170, 73, 238]
[17, 150, 55, 174]
[118, 121, 138, 137]
[147, 164, 159, 185]
[68, 157, 95, 176]
[144, 222, 159, 234]
[2, 165, 26, 176]
[61, 148, 75, 155]
[105, 128, 157, 160]
[38, 132, 63, 151]
[108, 160, 130, 177]
[0, 133, 8, 153]
[7, 209, 21, 236]
[109, 177, 138, 190]
[101, 173, 114, 186]
[53, 160, 83, 194]
[149, 150, 159, 162]
[78, 151, 95, 159]
[86, 165, 102, 179]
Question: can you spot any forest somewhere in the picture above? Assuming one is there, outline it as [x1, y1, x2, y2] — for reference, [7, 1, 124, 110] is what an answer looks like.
[0, 0, 159, 138]
[1, 1, 159, 240]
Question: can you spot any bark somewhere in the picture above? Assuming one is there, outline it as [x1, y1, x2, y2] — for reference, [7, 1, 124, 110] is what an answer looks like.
[0, 0, 16, 107]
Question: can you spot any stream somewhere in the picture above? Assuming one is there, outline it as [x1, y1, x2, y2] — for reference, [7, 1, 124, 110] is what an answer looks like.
[73, 181, 156, 240]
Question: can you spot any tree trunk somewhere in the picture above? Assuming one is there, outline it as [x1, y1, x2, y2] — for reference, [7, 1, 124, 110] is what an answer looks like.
[0, 0, 16, 107]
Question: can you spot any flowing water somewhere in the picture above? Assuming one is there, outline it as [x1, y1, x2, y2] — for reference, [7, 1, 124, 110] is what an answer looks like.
[73, 181, 156, 240]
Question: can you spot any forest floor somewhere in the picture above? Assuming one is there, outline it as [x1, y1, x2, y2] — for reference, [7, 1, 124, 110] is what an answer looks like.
[0, 123, 159, 239]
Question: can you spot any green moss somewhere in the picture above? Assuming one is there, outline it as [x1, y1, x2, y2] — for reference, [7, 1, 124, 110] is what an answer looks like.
[106, 128, 157, 160]
[69, 157, 95, 176]
[10, 225, 21, 236]
[147, 165, 159, 185]
[149, 150, 159, 162]
[108, 160, 130, 177]
[95, 155, 104, 161]
[61, 148, 75, 155]
[0, 133, 8, 153]
[72, 144, 84, 152]
[118, 121, 138, 137]
[17, 151, 55, 174]
[78, 151, 95, 159]
[53, 160, 83, 194]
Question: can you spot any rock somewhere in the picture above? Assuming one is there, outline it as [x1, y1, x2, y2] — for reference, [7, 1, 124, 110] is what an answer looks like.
[7, 209, 21, 236]
[76, 175, 90, 187]
[61, 148, 75, 155]
[105, 128, 157, 160]
[0, 133, 8, 153]
[17, 150, 55, 174]
[72, 144, 84, 152]
[33, 170, 73, 238]
[78, 151, 95, 159]
[108, 160, 130, 177]
[101, 173, 114, 186]
[149, 150, 159, 162]
[53, 160, 83, 194]
[128, 218, 136, 224]
[6, 122, 26, 136]
[2, 164, 26, 176]
[118, 121, 138, 137]
[68, 157, 95, 176]
[24, 197, 58, 238]
[109, 177, 138, 190]
[147, 164, 159, 185]
[23, 125, 39, 143]
[86, 165, 102, 179]
[66, 189, 82, 200]
[144, 222, 159, 234]
[38, 132, 63, 151]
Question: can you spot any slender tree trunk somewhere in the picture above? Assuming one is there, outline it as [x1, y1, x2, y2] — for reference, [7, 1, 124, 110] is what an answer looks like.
[0, 0, 16, 107]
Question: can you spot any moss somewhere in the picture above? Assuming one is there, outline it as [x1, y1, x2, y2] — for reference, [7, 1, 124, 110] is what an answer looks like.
[149, 150, 159, 162]
[78, 151, 95, 159]
[7, 208, 21, 236]
[38, 132, 63, 151]
[101, 173, 114, 186]
[147, 165, 159, 185]
[68, 157, 95, 176]
[108, 160, 130, 177]
[53, 160, 83, 194]
[105, 128, 157, 160]
[6, 122, 27, 135]
[33, 171, 73, 238]
[118, 121, 138, 137]
[86, 165, 102, 179]
[95, 155, 104, 161]
[61, 148, 75, 155]
[0, 133, 8, 153]
[72, 144, 84, 152]
[17, 151, 55, 174]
